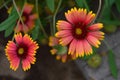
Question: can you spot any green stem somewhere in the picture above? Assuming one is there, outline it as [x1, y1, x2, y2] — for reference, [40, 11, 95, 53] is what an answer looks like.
[103, 40, 112, 51]
[82, 0, 89, 11]
[12, 0, 26, 28]
[103, 38, 118, 79]
[92, 0, 102, 24]
[35, 0, 48, 39]
[53, 0, 62, 35]
[12, 1, 26, 41]
[50, 20, 53, 36]
[0, 0, 11, 9]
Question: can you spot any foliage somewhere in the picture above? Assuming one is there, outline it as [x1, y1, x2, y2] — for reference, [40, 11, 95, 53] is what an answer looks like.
[108, 50, 118, 79]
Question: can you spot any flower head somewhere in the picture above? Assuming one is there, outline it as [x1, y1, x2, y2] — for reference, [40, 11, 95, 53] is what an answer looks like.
[49, 36, 76, 62]
[15, 3, 38, 33]
[5, 33, 39, 71]
[55, 7, 104, 57]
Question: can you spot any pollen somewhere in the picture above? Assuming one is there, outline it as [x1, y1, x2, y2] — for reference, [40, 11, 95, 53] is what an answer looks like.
[18, 48, 24, 55]
[75, 28, 82, 35]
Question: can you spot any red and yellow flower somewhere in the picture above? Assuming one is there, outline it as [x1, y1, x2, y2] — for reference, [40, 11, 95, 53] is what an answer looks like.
[49, 36, 76, 63]
[5, 33, 39, 71]
[55, 7, 104, 57]
[15, 3, 38, 33]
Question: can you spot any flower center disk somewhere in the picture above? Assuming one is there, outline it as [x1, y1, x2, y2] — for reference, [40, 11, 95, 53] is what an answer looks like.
[75, 28, 82, 35]
[18, 48, 24, 55]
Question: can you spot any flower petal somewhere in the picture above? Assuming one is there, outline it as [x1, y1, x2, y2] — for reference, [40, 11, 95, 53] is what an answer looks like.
[56, 20, 72, 30]
[71, 53, 77, 60]
[62, 55, 68, 63]
[23, 25, 29, 33]
[26, 56, 36, 64]
[65, 10, 75, 24]
[15, 33, 23, 44]
[65, 8, 87, 24]
[84, 11, 95, 25]
[14, 24, 23, 33]
[68, 39, 77, 55]
[22, 59, 31, 71]
[78, 8, 87, 22]
[59, 36, 73, 46]
[10, 57, 20, 71]
[82, 40, 92, 55]
[50, 49, 57, 55]
[5, 41, 20, 70]
[87, 35, 101, 48]
[76, 40, 84, 57]
[28, 45, 38, 56]
[55, 30, 72, 38]
[26, 20, 34, 30]
[29, 14, 38, 20]
[23, 34, 32, 45]
[88, 23, 103, 30]
[88, 31, 104, 40]
[8, 52, 18, 60]
[6, 41, 17, 51]
[49, 36, 59, 46]
[24, 3, 34, 14]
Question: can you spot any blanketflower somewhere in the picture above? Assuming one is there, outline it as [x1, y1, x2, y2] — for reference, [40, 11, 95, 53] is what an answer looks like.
[5, 33, 39, 71]
[15, 3, 38, 33]
[55, 7, 104, 57]
[49, 36, 76, 63]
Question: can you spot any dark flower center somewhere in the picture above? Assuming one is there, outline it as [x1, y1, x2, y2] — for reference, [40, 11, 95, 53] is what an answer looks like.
[20, 12, 29, 24]
[72, 22, 88, 39]
[16, 43, 28, 59]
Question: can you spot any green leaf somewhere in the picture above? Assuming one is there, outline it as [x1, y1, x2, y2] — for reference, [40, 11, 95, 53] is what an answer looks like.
[101, 7, 111, 20]
[16, 0, 26, 8]
[5, 22, 16, 37]
[108, 50, 118, 79]
[54, 45, 67, 55]
[75, 0, 84, 7]
[75, 0, 89, 11]
[104, 25, 117, 33]
[31, 20, 40, 40]
[9, 7, 18, 16]
[0, 6, 18, 31]
[109, 0, 115, 6]
[101, 20, 120, 25]
[115, 0, 120, 13]
[105, 0, 109, 7]
[105, 0, 115, 7]
[0, 15, 18, 31]
[46, 0, 55, 12]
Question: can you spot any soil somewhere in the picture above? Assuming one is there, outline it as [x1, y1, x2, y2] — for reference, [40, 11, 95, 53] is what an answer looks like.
[25, 45, 86, 80]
